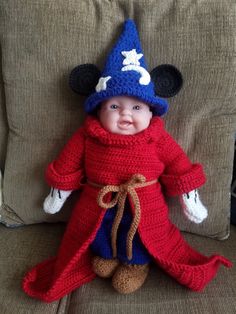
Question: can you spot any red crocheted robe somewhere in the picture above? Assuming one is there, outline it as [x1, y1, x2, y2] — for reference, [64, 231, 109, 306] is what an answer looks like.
[22, 116, 232, 302]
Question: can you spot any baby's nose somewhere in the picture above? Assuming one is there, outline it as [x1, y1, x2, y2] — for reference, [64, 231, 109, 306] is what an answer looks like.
[120, 108, 132, 115]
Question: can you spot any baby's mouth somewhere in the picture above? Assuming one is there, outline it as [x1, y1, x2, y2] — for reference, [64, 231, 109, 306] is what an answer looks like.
[118, 120, 133, 129]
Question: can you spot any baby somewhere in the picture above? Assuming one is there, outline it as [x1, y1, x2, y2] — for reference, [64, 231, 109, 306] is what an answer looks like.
[42, 94, 208, 295]
[22, 19, 231, 303]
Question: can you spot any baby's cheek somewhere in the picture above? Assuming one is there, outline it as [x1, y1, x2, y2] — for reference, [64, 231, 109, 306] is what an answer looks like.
[100, 114, 119, 133]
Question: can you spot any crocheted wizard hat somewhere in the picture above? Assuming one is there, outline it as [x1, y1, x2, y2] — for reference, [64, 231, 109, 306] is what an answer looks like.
[69, 19, 183, 115]
[84, 19, 168, 116]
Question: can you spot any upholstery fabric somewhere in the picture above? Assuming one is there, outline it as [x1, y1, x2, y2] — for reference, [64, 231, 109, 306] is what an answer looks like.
[0, 0, 235, 240]
[0, 223, 68, 313]
[0, 55, 8, 174]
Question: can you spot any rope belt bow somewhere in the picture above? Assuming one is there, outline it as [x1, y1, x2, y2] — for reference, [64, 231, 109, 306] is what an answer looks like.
[88, 174, 157, 260]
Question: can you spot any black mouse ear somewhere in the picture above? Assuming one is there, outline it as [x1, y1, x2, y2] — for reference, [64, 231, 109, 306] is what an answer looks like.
[69, 64, 101, 96]
[150, 64, 183, 98]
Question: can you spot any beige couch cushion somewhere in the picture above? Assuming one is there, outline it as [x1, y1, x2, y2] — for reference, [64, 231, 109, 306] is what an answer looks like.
[0, 223, 68, 313]
[0, 56, 8, 214]
[0, 1, 235, 239]
[0, 67, 8, 172]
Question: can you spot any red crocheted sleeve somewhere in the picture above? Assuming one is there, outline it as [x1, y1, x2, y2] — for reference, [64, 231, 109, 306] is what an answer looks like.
[158, 130, 206, 197]
[45, 127, 86, 191]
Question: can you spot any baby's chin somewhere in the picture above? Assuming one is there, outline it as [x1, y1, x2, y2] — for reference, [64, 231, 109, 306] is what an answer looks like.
[114, 130, 137, 135]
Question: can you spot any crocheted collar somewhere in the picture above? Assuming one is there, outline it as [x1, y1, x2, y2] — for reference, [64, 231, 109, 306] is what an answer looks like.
[84, 116, 164, 146]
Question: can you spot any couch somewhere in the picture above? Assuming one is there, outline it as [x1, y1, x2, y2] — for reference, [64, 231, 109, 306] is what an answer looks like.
[0, 1, 235, 313]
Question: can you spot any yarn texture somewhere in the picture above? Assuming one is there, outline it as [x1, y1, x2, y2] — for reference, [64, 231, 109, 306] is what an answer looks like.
[84, 19, 168, 116]
[22, 116, 232, 302]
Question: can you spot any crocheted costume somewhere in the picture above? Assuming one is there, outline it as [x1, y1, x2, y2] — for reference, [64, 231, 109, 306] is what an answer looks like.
[22, 116, 232, 302]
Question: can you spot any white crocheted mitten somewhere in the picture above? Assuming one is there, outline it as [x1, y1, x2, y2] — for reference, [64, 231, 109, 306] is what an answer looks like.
[180, 189, 208, 224]
[43, 188, 72, 214]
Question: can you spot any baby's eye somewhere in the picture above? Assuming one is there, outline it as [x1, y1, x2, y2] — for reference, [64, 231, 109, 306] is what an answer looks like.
[133, 105, 141, 110]
[110, 104, 118, 109]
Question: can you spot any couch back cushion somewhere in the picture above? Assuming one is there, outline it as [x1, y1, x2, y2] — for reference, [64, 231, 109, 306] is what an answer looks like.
[0, 0, 235, 238]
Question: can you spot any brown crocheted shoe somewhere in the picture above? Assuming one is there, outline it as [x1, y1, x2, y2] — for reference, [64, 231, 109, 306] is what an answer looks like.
[112, 263, 149, 294]
[92, 256, 120, 278]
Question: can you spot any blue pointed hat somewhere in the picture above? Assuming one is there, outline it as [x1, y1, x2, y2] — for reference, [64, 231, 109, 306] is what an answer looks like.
[84, 19, 168, 116]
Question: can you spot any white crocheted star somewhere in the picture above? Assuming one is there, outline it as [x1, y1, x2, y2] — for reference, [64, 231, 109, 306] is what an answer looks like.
[96, 76, 111, 92]
[121, 49, 143, 66]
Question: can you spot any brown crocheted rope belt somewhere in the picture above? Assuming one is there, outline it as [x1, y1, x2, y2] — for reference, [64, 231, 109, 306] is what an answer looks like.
[88, 174, 157, 260]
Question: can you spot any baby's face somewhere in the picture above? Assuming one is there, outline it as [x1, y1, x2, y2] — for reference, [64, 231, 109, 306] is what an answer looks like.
[99, 96, 153, 135]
